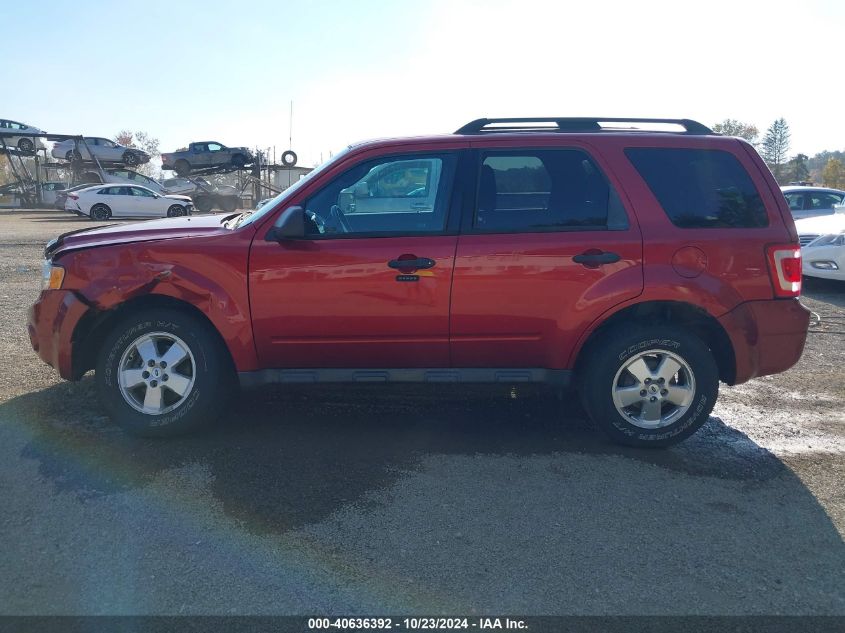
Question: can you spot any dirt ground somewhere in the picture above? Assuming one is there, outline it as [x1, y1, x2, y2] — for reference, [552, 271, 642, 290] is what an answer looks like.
[0, 210, 843, 615]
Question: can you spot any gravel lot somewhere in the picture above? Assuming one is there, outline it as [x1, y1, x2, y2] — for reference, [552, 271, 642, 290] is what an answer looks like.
[1, 210, 843, 615]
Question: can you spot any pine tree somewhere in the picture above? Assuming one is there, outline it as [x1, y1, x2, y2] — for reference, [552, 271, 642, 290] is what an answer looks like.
[760, 119, 791, 183]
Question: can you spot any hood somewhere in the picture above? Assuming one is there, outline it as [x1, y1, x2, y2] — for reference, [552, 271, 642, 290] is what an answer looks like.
[163, 194, 193, 201]
[46, 214, 234, 259]
[795, 213, 845, 236]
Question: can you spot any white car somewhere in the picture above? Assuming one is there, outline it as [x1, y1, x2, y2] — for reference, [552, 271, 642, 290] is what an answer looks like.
[52, 137, 150, 166]
[65, 184, 193, 220]
[795, 212, 845, 281]
[103, 169, 167, 193]
[0, 119, 46, 153]
[781, 186, 845, 221]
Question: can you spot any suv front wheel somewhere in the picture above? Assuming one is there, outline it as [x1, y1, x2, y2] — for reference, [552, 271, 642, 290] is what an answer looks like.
[580, 325, 718, 447]
[96, 309, 232, 437]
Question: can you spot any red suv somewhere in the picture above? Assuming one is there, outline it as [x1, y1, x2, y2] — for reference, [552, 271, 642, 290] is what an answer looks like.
[28, 117, 810, 446]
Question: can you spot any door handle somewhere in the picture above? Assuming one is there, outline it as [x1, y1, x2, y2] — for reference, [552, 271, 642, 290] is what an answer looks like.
[388, 257, 436, 270]
[572, 250, 621, 266]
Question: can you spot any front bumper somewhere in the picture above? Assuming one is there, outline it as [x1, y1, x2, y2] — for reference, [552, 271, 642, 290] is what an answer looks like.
[28, 290, 90, 380]
[718, 298, 810, 384]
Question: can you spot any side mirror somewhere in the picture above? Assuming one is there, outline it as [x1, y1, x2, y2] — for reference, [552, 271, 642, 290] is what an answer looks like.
[353, 182, 369, 198]
[265, 205, 305, 241]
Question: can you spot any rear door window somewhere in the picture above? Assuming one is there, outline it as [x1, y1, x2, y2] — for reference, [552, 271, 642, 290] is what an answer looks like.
[809, 192, 843, 210]
[626, 148, 768, 228]
[473, 149, 628, 232]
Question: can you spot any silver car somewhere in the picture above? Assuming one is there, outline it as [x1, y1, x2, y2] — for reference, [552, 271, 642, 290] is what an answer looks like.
[0, 119, 46, 153]
[51, 137, 150, 166]
[781, 186, 845, 220]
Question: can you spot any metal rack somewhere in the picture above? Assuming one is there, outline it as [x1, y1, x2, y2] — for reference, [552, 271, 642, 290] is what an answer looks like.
[455, 117, 715, 135]
[0, 132, 111, 206]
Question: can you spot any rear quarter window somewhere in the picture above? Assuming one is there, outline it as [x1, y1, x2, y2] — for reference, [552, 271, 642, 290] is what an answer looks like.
[625, 148, 768, 228]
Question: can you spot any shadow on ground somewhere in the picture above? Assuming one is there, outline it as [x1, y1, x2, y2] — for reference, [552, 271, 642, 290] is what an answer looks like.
[3, 378, 845, 613]
[1, 378, 827, 530]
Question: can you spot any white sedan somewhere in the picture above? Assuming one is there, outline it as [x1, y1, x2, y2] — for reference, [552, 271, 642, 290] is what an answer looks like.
[52, 137, 150, 166]
[796, 213, 845, 281]
[65, 184, 193, 220]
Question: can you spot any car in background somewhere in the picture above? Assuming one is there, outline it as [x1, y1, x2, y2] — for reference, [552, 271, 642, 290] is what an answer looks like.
[102, 169, 167, 193]
[52, 137, 150, 166]
[56, 183, 102, 211]
[65, 184, 193, 220]
[801, 232, 845, 282]
[160, 176, 242, 212]
[163, 176, 239, 197]
[795, 212, 845, 281]
[161, 142, 254, 176]
[781, 186, 845, 221]
[38, 182, 68, 206]
[0, 119, 46, 153]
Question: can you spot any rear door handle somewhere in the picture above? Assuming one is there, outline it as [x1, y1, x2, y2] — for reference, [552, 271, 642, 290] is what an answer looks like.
[572, 250, 621, 266]
[388, 257, 436, 270]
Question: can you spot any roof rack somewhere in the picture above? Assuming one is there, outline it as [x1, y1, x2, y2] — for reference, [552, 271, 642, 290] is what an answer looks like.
[455, 117, 715, 135]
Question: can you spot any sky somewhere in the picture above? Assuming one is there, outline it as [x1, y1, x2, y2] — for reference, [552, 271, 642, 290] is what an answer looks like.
[2, 0, 843, 168]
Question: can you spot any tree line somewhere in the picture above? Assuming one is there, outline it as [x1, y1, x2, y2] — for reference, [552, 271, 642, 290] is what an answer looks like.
[712, 118, 844, 189]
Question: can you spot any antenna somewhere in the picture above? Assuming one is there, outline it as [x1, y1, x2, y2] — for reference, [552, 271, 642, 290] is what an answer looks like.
[289, 101, 293, 150]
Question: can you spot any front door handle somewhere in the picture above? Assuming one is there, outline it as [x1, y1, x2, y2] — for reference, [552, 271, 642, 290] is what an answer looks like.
[388, 256, 436, 271]
[572, 250, 621, 266]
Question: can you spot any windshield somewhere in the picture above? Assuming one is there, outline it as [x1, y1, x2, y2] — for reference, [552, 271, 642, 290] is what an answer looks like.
[238, 147, 351, 227]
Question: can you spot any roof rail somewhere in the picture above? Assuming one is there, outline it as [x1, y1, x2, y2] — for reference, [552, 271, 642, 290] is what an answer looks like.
[455, 117, 715, 135]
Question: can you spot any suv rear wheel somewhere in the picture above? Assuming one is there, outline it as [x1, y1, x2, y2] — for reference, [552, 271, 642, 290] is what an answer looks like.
[580, 325, 718, 447]
[96, 309, 232, 437]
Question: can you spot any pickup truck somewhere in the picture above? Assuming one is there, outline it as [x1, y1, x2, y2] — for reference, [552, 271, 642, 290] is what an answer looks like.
[161, 142, 254, 176]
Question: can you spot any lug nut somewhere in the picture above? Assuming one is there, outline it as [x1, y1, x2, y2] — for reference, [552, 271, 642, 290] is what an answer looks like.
[142, 371, 150, 379]
[639, 389, 647, 397]
[658, 377, 665, 384]
[162, 374, 168, 381]
[644, 378, 651, 385]
[661, 389, 668, 396]
[150, 380, 158, 388]
[650, 396, 657, 402]
[147, 360, 155, 367]
[160, 361, 167, 369]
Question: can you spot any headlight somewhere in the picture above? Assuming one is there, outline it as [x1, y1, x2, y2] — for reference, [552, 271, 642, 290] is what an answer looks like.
[41, 260, 65, 290]
[807, 233, 845, 248]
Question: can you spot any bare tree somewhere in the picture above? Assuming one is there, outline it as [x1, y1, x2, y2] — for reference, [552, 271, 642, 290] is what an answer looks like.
[712, 119, 759, 144]
[114, 130, 162, 178]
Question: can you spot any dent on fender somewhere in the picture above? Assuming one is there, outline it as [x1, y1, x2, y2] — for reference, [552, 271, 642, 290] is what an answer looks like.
[67, 246, 257, 370]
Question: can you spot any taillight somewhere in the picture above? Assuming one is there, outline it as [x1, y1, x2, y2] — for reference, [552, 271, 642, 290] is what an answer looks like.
[68, 193, 79, 200]
[766, 244, 802, 298]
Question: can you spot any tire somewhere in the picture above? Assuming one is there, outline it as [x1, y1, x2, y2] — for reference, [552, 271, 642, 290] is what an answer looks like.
[231, 154, 247, 169]
[174, 159, 190, 176]
[167, 204, 186, 218]
[18, 138, 34, 153]
[220, 196, 238, 213]
[281, 150, 297, 167]
[194, 196, 213, 213]
[580, 324, 718, 447]
[96, 309, 233, 437]
[123, 151, 139, 166]
[90, 204, 111, 221]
